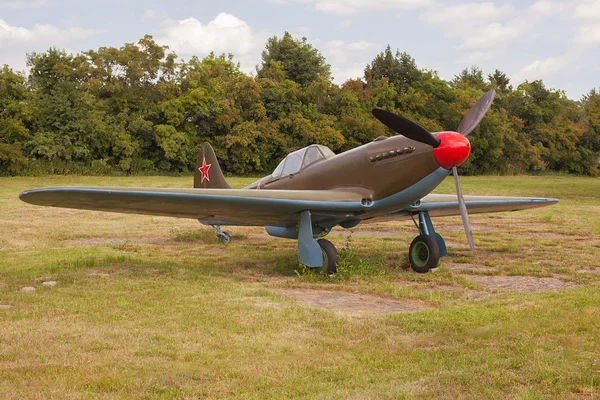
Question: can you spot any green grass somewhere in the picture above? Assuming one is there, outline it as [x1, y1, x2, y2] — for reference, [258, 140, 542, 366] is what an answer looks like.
[1, 175, 599, 399]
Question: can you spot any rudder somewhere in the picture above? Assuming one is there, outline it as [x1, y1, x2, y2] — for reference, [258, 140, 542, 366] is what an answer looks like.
[194, 143, 231, 189]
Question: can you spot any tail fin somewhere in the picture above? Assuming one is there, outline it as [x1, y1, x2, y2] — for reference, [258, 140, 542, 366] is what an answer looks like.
[194, 143, 231, 189]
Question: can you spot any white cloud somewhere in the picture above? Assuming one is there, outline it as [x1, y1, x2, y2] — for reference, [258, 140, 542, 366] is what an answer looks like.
[321, 39, 377, 83]
[312, 0, 431, 14]
[154, 13, 268, 74]
[269, 0, 431, 15]
[575, 0, 600, 20]
[323, 39, 376, 63]
[0, 19, 101, 72]
[460, 23, 522, 50]
[528, 0, 567, 15]
[0, 0, 46, 9]
[154, 13, 374, 83]
[572, 0, 600, 47]
[0, 19, 100, 49]
[571, 1, 600, 47]
[331, 64, 365, 82]
[421, 2, 514, 26]
[420, 2, 522, 61]
[574, 24, 600, 45]
[511, 56, 571, 84]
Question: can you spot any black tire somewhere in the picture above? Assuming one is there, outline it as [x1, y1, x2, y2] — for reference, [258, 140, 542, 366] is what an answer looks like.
[408, 235, 440, 273]
[217, 232, 231, 244]
[317, 239, 338, 274]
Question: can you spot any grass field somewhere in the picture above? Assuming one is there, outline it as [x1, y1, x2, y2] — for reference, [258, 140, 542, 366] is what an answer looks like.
[1, 175, 599, 399]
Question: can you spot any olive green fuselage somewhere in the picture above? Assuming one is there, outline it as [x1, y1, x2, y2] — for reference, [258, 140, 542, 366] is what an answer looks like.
[245, 136, 440, 201]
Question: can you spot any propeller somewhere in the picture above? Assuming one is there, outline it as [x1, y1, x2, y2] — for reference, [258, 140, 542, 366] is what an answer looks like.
[452, 89, 494, 250]
[453, 166, 474, 250]
[371, 109, 441, 147]
[457, 90, 496, 136]
[371, 90, 497, 251]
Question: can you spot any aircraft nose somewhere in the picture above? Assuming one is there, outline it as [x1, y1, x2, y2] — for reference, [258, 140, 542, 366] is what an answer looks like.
[433, 132, 471, 169]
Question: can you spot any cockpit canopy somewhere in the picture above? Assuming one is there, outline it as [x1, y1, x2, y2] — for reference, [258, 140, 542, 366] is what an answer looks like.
[272, 145, 336, 178]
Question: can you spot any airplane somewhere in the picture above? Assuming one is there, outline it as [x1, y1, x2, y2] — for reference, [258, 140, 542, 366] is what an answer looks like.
[20, 90, 558, 274]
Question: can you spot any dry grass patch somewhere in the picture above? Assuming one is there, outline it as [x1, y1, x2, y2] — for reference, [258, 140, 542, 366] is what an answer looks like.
[274, 288, 435, 316]
[465, 275, 580, 292]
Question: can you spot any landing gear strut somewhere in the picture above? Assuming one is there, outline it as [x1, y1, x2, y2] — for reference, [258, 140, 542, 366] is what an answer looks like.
[297, 211, 339, 273]
[408, 211, 447, 273]
[212, 225, 231, 244]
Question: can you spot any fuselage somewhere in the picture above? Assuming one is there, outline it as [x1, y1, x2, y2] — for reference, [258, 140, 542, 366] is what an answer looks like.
[245, 135, 441, 201]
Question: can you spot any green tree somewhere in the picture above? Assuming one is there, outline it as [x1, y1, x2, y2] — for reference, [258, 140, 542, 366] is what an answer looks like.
[257, 32, 331, 86]
[1, 34, 599, 177]
[0, 66, 30, 174]
[488, 69, 511, 94]
[581, 89, 600, 175]
[453, 66, 487, 91]
[333, 79, 385, 150]
[365, 46, 422, 94]
[26, 48, 137, 171]
[82, 36, 182, 171]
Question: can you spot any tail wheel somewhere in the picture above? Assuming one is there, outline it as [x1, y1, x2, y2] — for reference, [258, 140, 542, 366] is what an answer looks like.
[409, 235, 440, 273]
[317, 239, 338, 274]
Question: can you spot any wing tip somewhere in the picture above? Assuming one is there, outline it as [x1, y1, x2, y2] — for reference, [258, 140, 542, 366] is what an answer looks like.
[19, 188, 56, 206]
[532, 198, 559, 204]
[19, 190, 33, 204]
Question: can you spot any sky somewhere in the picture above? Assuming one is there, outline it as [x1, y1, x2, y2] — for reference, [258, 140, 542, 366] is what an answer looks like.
[1, 0, 599, 99]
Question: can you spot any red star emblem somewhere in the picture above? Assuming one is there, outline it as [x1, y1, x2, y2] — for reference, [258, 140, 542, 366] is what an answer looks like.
[198, 156, 211, 183]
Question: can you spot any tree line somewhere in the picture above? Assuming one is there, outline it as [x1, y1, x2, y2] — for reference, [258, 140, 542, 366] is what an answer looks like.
[1, 33, 599, 177]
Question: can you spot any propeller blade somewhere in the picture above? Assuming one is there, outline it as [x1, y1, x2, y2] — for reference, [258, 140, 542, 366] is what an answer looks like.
[452, 166, 474, 250]
[372, 109, 441, 148]
[456, 90, 496, 136]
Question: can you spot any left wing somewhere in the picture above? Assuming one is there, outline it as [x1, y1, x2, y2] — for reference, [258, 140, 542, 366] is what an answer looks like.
[19, 187, 365, 226]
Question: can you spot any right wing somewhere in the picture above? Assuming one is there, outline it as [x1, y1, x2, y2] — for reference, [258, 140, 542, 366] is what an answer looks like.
[19, 187, 365, 226]
[373, 194, 558, 223]
[414, 194, 559, 217]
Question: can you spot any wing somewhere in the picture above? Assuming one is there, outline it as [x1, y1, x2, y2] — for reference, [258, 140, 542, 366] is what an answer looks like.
[417, 194, 559, 216]
[376, 194, 558, 222]
[19, 187, 365, 226]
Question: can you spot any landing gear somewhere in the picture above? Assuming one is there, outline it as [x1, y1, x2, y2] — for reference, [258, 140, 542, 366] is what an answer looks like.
[409, 235, 440, 273]
[408, 211, 447, 273]
[318, 239, 338, 274]
[212, 225, 231, 244]
[217, 231, 231, 244]
[296, 211, 340, 273]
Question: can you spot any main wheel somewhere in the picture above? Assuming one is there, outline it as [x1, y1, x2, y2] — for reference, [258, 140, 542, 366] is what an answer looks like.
[408, 235, 440, 273]
[217, 232, 231, 244]
[317, 239, 338, 274]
